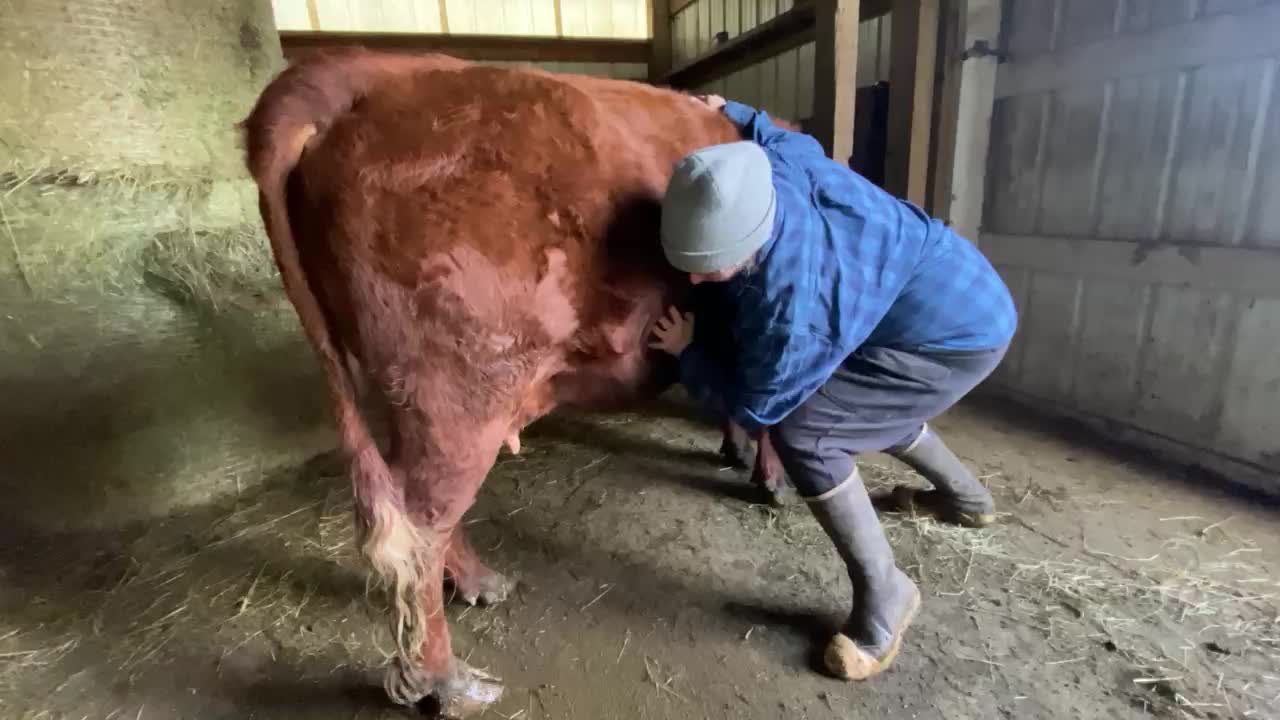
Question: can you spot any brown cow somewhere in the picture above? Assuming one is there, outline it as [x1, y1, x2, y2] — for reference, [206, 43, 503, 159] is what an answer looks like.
[243, 49, 787, 715]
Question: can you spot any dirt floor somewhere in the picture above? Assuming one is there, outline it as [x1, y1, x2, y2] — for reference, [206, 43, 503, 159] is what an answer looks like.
[2, 394, 1278, 720]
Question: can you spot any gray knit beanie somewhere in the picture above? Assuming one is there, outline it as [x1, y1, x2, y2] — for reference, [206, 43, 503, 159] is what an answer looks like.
[661, 141, 777, 274]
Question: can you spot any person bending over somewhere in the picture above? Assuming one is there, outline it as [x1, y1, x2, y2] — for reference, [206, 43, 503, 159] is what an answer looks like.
[649, 95, 1017, 680]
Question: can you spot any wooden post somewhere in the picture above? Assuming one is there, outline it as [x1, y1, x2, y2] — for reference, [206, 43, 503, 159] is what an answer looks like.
[650, 0, 673, 81]
[886, 0, 940, 205]
[947, 0, 1002, 244]
[929, 0, 962, 218]
[812, 0, 859, 162]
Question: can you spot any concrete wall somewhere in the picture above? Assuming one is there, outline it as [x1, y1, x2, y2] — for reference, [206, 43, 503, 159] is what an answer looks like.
[983, 0, 1280, 492]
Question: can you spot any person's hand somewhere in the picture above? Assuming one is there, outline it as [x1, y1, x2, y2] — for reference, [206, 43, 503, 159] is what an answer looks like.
[649, 306, 695, 356]
[692, 94, 726, 111]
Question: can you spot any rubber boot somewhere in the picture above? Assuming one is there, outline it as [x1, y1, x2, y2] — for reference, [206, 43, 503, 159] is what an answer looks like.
[806, 469, 921, 681]
[891, 424, 996, 528]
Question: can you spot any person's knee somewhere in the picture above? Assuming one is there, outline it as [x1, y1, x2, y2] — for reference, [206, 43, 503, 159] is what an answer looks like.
[769, 421, 854, 498]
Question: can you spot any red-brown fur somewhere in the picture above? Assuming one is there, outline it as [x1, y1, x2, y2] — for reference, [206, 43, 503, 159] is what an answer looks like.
[243, 49, 789, 713]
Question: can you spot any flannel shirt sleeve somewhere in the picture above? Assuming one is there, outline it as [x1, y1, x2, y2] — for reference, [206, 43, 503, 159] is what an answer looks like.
[681, 325, 836, 434]
[722, 100, 827, 159]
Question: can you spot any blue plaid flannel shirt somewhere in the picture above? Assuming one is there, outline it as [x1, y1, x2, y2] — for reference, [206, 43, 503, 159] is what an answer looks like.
[678, 101, 1018, 433]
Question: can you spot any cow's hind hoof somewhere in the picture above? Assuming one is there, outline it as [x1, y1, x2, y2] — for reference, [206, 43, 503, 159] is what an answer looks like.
[719, 437, 754, 470]
[434, 660, 504, 718]
[461, 571, 513, 607]
[385, 658, 503, 718]
[755, 484, 796, 507]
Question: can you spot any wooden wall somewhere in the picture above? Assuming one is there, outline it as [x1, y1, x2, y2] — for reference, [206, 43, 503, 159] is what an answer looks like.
[983, 0, 1280, 491]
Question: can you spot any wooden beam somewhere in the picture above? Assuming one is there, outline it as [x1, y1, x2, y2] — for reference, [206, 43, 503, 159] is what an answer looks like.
[812, 0, 859, 161]
[650, 0, 673, 80]
[886, 0, 939, 205]
[947, 0, 1002, 243]
[279, 31, 651, 64]
[981, 234, 1280, 298]
[671, 0, 698, 16]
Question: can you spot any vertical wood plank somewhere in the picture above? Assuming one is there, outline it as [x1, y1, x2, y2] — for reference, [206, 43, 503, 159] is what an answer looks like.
[813, 0, 860, 160]
[886, 0, 939, 204]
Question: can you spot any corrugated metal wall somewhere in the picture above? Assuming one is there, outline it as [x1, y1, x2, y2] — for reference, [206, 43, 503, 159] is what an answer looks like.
[984, 0, 1280, 489]
[669, 1, 891, 122]
[271, 0, 649, 79]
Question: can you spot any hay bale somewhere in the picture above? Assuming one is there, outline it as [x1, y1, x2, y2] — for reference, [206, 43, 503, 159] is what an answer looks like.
[0, 2, 332, 528]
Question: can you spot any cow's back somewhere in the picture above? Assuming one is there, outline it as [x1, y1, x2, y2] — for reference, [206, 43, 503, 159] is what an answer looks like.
[288, 56, 739, 418]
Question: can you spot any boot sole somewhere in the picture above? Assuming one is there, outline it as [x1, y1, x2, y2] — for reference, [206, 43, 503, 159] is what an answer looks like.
[823, 584, 922, 681]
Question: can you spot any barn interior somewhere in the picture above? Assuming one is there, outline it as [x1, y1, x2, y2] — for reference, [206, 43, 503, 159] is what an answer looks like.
[1, 1, 1278, 719]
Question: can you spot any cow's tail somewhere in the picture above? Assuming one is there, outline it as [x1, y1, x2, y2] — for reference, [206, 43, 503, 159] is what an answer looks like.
[241, 52, 430, 667]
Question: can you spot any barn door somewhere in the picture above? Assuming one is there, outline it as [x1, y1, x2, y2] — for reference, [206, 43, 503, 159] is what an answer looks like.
[980, 0, 1280, 491]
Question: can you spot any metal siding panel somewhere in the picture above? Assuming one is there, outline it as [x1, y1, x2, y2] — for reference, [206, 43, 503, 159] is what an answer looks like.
[741, 0, 757, 34]
[1072, 278, 1148, 418]
[710, 0, 724, 42]
[313, 0, 354, 29]
[271, 0, 314, 30]
[1056, 0, 1117, 51]
[1122, 0, 1196, 33]
[1018, 271, 1082, 401]
[560, 0, 589, 36]
[985, 94, 1047, 235]
[758, 0, 777, 23]
[1097, 72, 1181, 241]
[726, 0, 739, 38]
[676, 10, 691, 65]
[776, 48, 799, 121]
[797, 41, 815, 120]
[502, 0, 535, 35]
[444, 0, 480, 33]
[1218, 297, 1280, 470]
[1246, 60, 1280, 248]
[758, 56, 780, 117]
[738, 63, 761, 107]
[1134, 286, 1234, 439]
[611, 0, 642, 39]
[698, 0, 712, 54]
[1038, 84, 1107, 237]
[1165, 59, 1270, 246]
[532, 0, 558, 35]
[586, 0, 615, 36]
[1004, 0, 1057, 58]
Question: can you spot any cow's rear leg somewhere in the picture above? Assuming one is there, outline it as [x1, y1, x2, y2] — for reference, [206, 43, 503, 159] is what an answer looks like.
[751, 431, 796, 507]
[719, 419, 754, 469]
[381, 439, 505, 717]
[445, 526, 512, 606]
